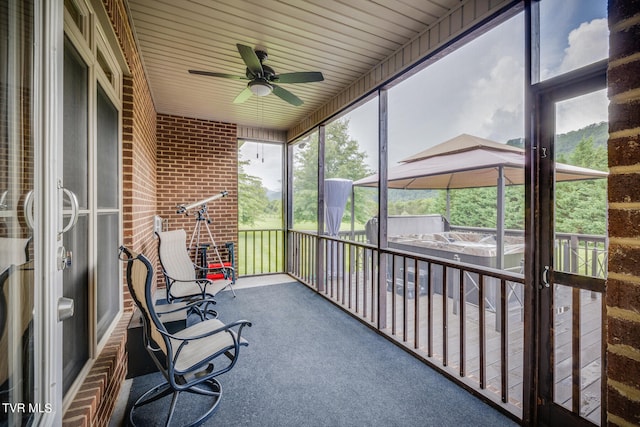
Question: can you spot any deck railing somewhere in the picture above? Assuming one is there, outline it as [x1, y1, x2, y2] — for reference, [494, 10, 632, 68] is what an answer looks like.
[450, 226, 607, 278]
[288, 229, 527, 418]
[237, 228, 366, 276]
[238, 226, 605, 280]
[237, 229, 285, 276]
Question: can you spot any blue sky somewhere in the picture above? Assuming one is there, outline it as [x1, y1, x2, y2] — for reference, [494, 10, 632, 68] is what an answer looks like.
[244, 1, 608, 190]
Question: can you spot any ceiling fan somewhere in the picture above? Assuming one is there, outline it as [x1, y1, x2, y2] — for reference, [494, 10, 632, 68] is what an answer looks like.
[189, 44, 324, 106]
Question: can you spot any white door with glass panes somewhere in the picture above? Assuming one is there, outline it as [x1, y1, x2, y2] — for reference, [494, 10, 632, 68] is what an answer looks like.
[1, 0, 123, 423]
[1, 0, 65, 424]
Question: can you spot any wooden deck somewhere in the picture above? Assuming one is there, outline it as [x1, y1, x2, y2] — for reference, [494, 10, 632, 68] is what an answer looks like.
[323, 275, 603, 424]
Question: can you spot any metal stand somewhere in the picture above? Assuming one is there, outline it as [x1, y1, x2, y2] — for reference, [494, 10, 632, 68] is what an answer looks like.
[178, 192, 236, 297]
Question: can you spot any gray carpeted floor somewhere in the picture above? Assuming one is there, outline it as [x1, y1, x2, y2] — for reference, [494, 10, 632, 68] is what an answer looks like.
[126, 282, 518, 426]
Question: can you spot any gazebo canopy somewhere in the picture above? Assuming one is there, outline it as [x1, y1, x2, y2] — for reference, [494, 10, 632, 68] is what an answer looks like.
[353, 133, 607, 269]
[354, 133, 607, 189]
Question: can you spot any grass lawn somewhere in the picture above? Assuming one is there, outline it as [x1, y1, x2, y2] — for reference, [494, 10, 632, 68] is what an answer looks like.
[237, 215, 366, 275]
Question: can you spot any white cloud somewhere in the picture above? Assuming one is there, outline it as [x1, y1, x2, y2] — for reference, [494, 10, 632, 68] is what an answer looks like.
[558, 18, 609, 73]
[455, 55, 525, 143]
[240, 142, 283, 192]
[555, 89, 608, 135]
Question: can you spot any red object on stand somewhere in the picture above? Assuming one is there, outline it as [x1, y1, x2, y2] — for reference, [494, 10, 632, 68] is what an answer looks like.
[207, 262, 232, 280]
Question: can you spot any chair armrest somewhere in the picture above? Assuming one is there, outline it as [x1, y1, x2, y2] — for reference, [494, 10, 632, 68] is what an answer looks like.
[160, 319, 251, 342]
[163, 272, 211, 285]
[155, 297, 217, 316]
[161, 319, 252, 378]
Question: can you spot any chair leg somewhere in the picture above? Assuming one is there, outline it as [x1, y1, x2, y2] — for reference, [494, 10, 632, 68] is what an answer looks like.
[182, 379, 222, 427]
[165, 390, 180, 427]
[131, 382, 173, 408]
[129, 381, 173, 426]
[228, 282, 237, 298]
[129, 379, 223, 427]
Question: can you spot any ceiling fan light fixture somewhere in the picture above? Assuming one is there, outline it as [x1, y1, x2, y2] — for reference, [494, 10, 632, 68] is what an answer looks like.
[248, 80, 273, 96]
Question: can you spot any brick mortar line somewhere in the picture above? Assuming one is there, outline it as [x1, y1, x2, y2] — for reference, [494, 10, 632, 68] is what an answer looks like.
[608, 271, 640, 285]
[609, 127, 640, 139]
[607, 413, 636, 427]
[608, 378, 640, 402]
[609, 52, 640, 68]
[609, 165, 640, 174]
[609, 343, 640, 363]
[611, 14, 640, 33]
[610, 88, 640, 104]
[610, 203, 640, 210]
[608, 305, 640, 323]
[609, 236, 640, 246]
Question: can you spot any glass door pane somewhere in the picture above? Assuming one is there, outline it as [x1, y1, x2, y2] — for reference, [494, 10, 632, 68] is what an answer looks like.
[551, 89, 607, 425]
[96, 213, 118, 340]
[96, 85, 118, 209]
[0, 0, 36, 424]
[96, 85, 119, 341]
[554, 90, 608, 278]
[62, 38, 89, 395]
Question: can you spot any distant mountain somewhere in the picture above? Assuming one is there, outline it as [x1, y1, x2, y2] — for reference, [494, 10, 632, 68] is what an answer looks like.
[505, 121, 607, 154]
[506, 137, 524, 148]
[556, 122, 608, 155]
[266, 190, 282, 201]
[389, 189, 436, 202]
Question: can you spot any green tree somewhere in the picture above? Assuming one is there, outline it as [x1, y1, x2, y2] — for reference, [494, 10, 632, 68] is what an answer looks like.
[293, 119, 375, 226]
[387, 185, 524, 229]
[238, 158, 269, 227]
[555, 136, 607, 234]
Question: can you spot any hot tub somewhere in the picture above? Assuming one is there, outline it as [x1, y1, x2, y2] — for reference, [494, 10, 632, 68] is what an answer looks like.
[385, 231, 524, 307]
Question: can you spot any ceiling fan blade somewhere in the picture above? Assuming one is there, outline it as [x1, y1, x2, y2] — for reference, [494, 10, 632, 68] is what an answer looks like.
[273, 71, 324, 84]
[188, 70, 248, 80]
[233, 86, 253, 104]
[236, 44, 263, 76]
[272, 84, 303, 106]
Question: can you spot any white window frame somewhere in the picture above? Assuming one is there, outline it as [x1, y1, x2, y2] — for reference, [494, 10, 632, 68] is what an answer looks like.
[61, 0, 124, 411]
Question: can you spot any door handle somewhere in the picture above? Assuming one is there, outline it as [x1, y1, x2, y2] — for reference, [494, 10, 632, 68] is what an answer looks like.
[540, 265, 550, 289]
[60, 187, 79, 235]
[57, 297, 74, 321]
[23, 190, 35, 229]
[0, 190, 8, 210]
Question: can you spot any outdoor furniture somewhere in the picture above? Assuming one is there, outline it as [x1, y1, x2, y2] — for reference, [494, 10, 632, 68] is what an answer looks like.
[119, 246, 251, 426]
[156, 229, 235, 303]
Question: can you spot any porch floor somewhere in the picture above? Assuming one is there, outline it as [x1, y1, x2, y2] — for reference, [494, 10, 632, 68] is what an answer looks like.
[324, 274, 602, 424]
[112, 276, 518, 426]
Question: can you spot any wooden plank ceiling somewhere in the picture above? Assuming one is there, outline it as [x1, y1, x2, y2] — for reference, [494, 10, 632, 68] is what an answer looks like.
[127, 0, 462, 132]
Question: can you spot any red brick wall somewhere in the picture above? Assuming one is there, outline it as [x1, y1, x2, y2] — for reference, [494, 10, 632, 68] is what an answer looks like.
[61, 313, 130, 427]
[156, 114, 238, 266]
[606, 1, 640, 425]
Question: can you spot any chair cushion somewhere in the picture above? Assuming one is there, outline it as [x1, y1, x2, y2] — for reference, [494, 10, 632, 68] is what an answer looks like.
[157, 229, 197, 281]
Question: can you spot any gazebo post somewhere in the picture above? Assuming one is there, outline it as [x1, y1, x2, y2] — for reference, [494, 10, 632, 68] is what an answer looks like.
[351, 187, 355, 240]
[446, 188, 451, 223]
[497, 166, 505, 270]
[495, 166, 506, 333]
